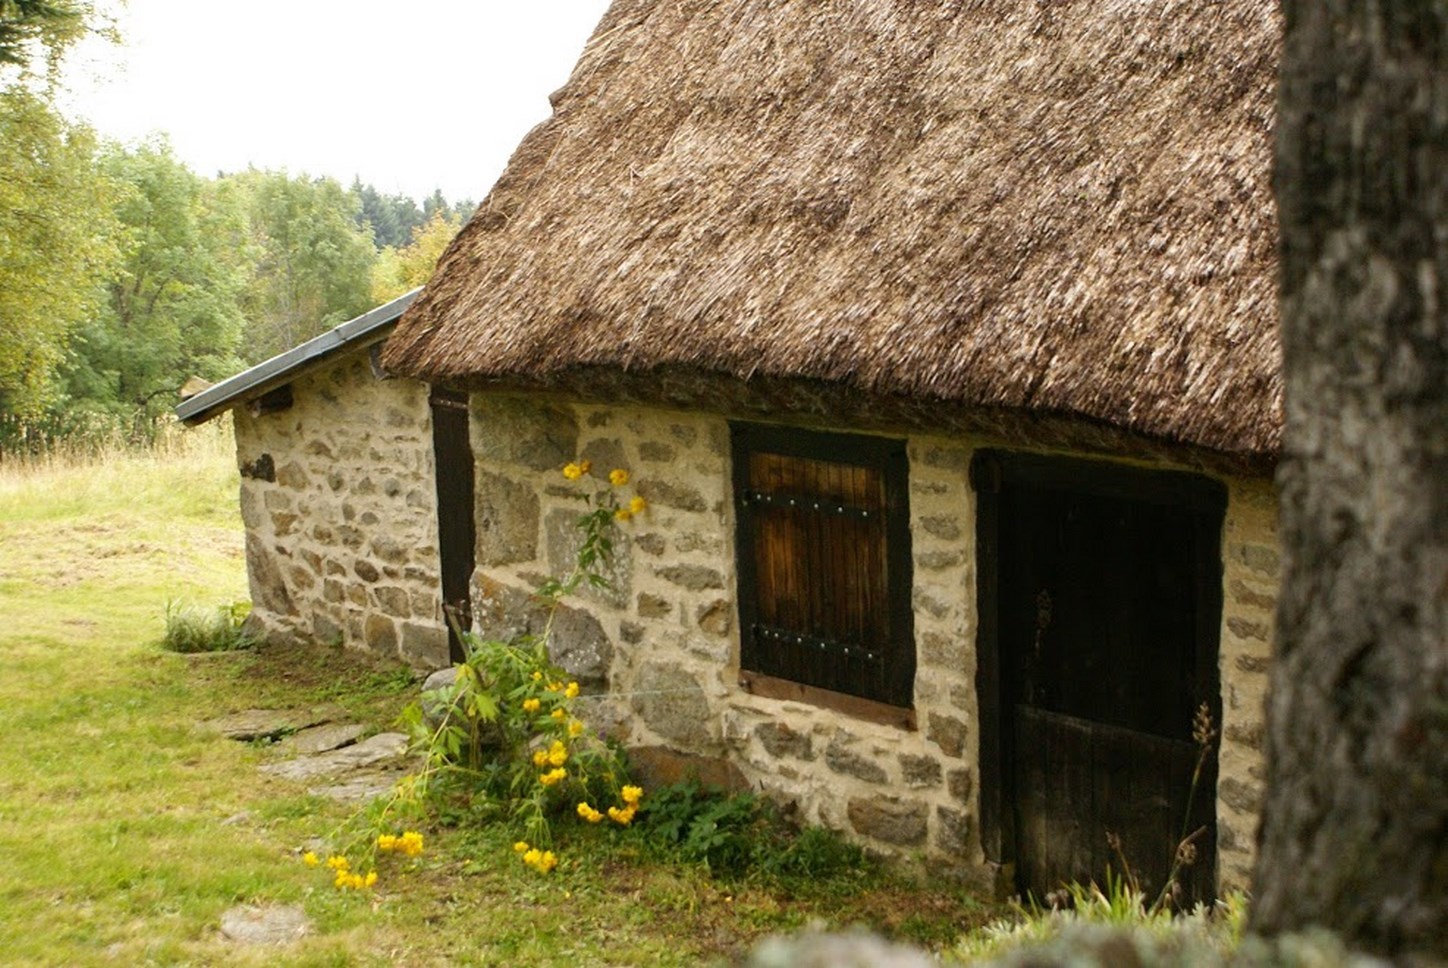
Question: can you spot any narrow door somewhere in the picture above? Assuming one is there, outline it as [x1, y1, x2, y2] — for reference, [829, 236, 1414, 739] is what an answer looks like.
[430, 387, 475, 663]
[975, 452, 1225, 907]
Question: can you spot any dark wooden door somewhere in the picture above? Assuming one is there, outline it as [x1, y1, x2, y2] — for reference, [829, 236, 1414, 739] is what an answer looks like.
[975, 452, 1225, 907]
[430, 387, 475, 663]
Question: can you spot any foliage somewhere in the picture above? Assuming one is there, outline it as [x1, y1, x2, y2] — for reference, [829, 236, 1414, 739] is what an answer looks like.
[0, 0, 93, 76]
[161, 600, 258, 654]
[955, 881, 1248, 964]
[0, 88, 123, 415]
[57, 140, 251, 428]
[636, 780, 868, 881]
[230, 168, 376, 362]
[370, 210, 463, 303]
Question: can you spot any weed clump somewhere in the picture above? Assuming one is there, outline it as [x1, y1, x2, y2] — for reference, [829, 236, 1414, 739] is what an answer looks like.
[162, 600, 258, 653]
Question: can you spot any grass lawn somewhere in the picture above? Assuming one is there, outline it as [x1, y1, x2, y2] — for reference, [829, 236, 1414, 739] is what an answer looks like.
[0, 426, 993, 966]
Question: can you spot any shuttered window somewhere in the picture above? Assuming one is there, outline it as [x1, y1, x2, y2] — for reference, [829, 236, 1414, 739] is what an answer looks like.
[732, 424, 914, 710]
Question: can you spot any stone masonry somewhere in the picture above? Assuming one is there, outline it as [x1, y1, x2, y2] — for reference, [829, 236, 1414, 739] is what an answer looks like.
[458, 393, 1282, 885]
[232, 350, 449, 670]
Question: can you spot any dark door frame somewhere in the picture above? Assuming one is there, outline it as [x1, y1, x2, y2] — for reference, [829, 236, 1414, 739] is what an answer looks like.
[972, 449, 1227, 893]
[430, 386, 476, 663]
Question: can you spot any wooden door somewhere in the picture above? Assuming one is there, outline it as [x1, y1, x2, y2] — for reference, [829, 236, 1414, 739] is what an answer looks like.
[430, 387, 475, 663]
[974, 452, 1225, 907]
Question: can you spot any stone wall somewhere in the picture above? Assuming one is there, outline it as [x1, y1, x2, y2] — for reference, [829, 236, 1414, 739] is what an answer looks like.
[232, 350, 449, 669]
[1215, 477, 1280, 891]
[461, 393, 1282, 885]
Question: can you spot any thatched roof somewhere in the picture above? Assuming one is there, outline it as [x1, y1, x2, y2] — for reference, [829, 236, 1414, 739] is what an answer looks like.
[383, 0, 1283, 460]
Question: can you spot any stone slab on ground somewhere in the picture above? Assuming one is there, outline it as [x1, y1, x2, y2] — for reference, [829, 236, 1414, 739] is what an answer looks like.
[276, 722, 366, 755]
[259, 732, 410, 782]
[205, 705, 348, 741]
[309, 768, 406, 802]
[219, 904, 311, 945]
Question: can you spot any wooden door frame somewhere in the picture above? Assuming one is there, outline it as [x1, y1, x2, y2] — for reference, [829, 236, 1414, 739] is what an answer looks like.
[430, 386, 476, 664]
[971, 449, 1227, 883]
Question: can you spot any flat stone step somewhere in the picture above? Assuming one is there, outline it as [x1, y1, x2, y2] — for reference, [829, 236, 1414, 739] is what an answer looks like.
[219, 904, 311, 945]
[259, 732, 410, 782]
[309, 768, 406, 802]
[276, 722, 367, 755]
[205, 705, 348, 742]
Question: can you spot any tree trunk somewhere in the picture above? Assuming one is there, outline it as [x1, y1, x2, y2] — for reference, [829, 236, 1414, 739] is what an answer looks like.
[1255, 0, 1447, 957]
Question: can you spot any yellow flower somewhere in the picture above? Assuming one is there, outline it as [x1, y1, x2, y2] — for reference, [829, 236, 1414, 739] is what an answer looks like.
[547, 741, 568, 767]
[540, 767, 567, 786]
[399, 831, 424, 856]
[628, 496, 647, 514]
[326, 855, 349, 872]
[364, 871, 378, 887]
[523, 848, 542, 867]
[609, 468, 630, 486]
[564, 681, 580, 699]
[562, 462, 583, 480]
[577, 801, 604, 823]
[513, 841, 530, 853]
[567, 719, 585, 738]
[578, 459, 592, 474]
[536, 850, 558, 873]
[607, 805, 636, 826]
[532, 749, 549, 767]
[530, 670, 543, 682]
[621, 785, 643, 806]
[614, 508, 633, 522]
[551, 708, 566, 721]
[546, 681, 562, 693]
[522, 698, 541, 713]
[376, 834, 397, 852]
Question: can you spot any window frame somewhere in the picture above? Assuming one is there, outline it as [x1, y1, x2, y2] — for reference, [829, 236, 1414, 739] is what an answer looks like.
[730, 422, 915, 726]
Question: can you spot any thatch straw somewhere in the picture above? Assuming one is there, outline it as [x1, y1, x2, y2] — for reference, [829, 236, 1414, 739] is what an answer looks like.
[383, 0, 1283, 459]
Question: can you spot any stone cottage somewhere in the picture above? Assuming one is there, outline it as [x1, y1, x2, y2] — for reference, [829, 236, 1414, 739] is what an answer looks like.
[186, 0, 1285, 901]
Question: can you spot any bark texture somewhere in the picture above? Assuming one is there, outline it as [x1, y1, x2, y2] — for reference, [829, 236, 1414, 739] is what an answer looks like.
[1256, 0, 1448, 956]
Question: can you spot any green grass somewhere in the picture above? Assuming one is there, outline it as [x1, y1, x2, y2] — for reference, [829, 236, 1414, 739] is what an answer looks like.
[0, 426, 993, 966]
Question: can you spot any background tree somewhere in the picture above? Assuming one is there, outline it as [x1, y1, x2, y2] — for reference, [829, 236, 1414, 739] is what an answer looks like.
[0, 0, 87, 73]
[1255, 0, 1447, 958]
[370, 210, 461, 303]
[0, 88, 121, 417]
[234, 170, 376, 362]
[59, 141, 251, 428]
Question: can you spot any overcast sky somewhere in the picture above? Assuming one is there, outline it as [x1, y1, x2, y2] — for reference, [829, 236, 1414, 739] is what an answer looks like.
[58, 1, 613, 203]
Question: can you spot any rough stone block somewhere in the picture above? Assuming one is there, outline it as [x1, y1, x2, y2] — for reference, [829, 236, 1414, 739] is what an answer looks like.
[656, 564, 724, 591]
[927, 713, 968, 758]
[400, 622, 449, 670]
[1219, 777, 1261, 814]
[935, 805, 973, 855]
[696, 599, 732, 637]
[246, 531, 296, 616]
[825, 733, 888, 784]
[638, 441, 676, 462]
[635, 533, 667, 556]
[363, 614, 398, 654]
[353, 560, 380, 583]
[472, 576, 614, 688]
[473, 397, 578, 472]
[947, 768, 974, 803]
[547, 508, 629, 607]
[637, 593, 673, 619]
[276, 461, 309, 488]
[620, 621, 645, 645]
[626, 745, 748, 792]
[755, 722, 814, 760]
[919, 515, 963, 540]
[580, 438, 629, 482]
[1226, 617, 1269, 642]
[847, 797, 929, 846]
[630, 661, 714, 749]
[916, 550, 964, 571]
[374, 586, 410, 617]
[899, 754, 942, 788]
[918, 630, 964, 667]
[476, 471, 540, 566]
[637, 479, 708, 512]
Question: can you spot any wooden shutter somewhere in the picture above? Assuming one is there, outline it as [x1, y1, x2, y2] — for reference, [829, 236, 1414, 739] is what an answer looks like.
[733, 425, 913, 708]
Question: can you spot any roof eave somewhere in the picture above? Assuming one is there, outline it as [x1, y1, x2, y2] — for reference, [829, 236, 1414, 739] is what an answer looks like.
[174, 289, 422, 425]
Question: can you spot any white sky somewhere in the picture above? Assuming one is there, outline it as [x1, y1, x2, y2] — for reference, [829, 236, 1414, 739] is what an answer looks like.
[58, 1, 613, 203]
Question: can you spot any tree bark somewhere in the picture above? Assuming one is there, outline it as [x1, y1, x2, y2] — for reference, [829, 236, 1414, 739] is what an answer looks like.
[1255, 0, 1448, 957]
